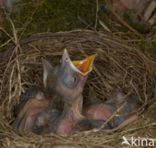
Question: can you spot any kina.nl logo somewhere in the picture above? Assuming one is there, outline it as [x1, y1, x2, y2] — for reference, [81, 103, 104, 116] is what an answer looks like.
[121, 136, 156, 147]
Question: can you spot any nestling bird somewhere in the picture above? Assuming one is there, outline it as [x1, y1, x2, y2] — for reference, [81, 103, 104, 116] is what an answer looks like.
[12, 88, 53, 132]
[44, 50, 97, 135]
[83, 90, 141, 129]
[13, 49, 97, 135]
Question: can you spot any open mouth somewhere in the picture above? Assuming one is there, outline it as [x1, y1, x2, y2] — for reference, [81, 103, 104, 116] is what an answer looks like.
[72, 54, 97, 75]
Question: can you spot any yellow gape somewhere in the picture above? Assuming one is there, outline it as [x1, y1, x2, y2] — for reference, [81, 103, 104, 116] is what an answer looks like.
[72, 54, 97, 76]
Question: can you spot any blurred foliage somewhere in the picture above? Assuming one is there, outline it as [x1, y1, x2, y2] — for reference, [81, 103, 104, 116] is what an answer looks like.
[139, 37, 156, 59]
[0, 0, 156, 58]
[8, 0, 96, 35]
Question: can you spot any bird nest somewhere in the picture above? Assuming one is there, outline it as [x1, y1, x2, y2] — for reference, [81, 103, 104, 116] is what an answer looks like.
[0, 30, 156, 148]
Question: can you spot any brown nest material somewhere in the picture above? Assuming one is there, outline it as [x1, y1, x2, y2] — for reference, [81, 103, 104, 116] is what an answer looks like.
[0, 30, 156, 148]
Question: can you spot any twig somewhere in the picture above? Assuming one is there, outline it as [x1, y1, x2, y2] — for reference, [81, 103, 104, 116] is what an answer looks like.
[8, 63, 15, 109]
[130, 80, 143, 103]
[99, 20, 111, 32]
[0, 39, 12, 49]
[0, 27, 15, 43]
[94, 0, 99, 30]
[111, 10, 142, 37]
[7, 16, 22, 96]
[19, 3, 41, 39]
[77, 16, 94, 29]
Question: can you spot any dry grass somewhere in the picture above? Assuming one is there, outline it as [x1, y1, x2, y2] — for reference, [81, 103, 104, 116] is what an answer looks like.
[0, 30, 156, 148]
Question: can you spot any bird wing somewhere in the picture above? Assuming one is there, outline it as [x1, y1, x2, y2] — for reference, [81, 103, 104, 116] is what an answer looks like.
[13, 95, 49, 132]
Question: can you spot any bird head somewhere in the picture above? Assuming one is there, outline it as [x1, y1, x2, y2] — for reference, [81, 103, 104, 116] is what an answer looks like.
[42, 49, 96, 102]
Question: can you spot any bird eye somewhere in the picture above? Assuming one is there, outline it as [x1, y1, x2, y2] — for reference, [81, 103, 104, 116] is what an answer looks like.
[70, 76, 77, 85]
[73, 76, 77, 83]
[62, 75, 78, 88]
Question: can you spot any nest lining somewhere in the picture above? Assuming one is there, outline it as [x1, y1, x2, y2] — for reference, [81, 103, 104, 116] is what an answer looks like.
[0, 30, 156, 148]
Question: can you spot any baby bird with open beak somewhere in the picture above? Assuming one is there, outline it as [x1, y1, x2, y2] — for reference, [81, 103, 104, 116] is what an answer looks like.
[13, 49, 97, 135]
[46, 50, 96, 135]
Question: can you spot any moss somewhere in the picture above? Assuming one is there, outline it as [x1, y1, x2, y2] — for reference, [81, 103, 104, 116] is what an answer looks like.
[137, 36, 156, 59]
[0, 0, 156, 58]
[7, 0, 96, 36]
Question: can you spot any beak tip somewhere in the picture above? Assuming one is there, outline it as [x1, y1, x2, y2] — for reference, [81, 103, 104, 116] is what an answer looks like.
[64, 48, 67, 54]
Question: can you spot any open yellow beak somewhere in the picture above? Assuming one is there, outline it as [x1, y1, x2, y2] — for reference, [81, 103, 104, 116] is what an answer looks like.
[72, 54, 97, 75]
